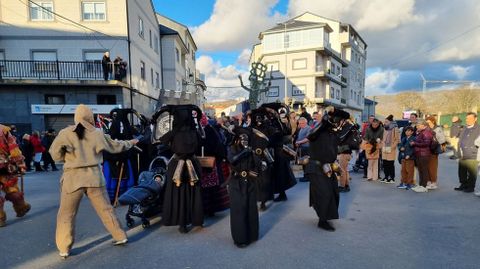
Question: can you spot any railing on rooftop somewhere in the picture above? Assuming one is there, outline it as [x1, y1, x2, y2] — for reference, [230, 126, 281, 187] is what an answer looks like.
[0, 60, 116, 80]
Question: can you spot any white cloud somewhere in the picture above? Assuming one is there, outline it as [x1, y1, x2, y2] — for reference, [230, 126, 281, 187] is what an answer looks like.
[192, 0, 283, 51]
[365, 69, 400, 95]
[449, 65, 474, 80]
[196, 55, 250, 101]
[236, 48, 252, 66]
[288, 0, 421, 32]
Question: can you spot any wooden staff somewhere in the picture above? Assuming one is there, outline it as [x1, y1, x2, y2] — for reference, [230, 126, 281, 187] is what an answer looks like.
[20, 174, 24, 193]
[113, 162, 125, 208]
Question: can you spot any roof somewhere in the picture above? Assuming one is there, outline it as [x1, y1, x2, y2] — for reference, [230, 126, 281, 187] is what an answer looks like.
[156, 13, 197, 50]
[159, 25, 177, 35]
[264, 20, 331, 33]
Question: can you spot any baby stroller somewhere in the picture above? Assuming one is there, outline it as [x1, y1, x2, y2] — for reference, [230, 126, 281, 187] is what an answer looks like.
[118, 156, 168, 228]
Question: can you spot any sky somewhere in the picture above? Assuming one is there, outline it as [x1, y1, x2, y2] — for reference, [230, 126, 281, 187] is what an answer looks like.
[154, 0, 480, 101]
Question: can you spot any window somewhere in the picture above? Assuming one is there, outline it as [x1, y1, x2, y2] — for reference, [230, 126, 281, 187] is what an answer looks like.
[266, 62, 279, 72]
[83, 50, 104, 72]
[155, 72, 160, 88]
[266, 86, 279, 97]
[330, 87, 335, 98]
[138, 18, 144, 37]
[336, 89, 340, 100]
[149, 30, 152, 48]
[45, 94, 65, 104]
[151, 68, 154, 85]
[292, 59, 307, 70]
[97, 95, 116, 104]
[140, 61, 145, 80]
[30, 1, 54, 21]
[292, 84, 306, 96]
[175, 48, 180, 63]
[0, 50, 5, 71]
[337, 66, 340, 76]
[330, 63, 336, 74]
[263, 28, 324, 52]
[350, 90, 353, 99]
[32, 50, 57, 72]
[192, 51, 195, 61]
[82, 2, 106, 21]
[154, 35, 159, 53]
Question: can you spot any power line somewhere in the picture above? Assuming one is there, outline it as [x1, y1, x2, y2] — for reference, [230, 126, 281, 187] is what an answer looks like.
[390, 23, 480, 67]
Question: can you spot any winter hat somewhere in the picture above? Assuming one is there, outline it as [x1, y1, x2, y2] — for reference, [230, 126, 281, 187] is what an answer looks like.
[74, 104, 95, 131]
[386, 115, 394, 121]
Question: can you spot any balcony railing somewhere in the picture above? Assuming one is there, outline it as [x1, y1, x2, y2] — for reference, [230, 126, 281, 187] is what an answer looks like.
[0, 60, 113, 80]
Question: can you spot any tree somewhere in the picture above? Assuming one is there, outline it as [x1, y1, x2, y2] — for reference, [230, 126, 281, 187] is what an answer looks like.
[395, 92, 427, 115]
[443, 87, 480, 113]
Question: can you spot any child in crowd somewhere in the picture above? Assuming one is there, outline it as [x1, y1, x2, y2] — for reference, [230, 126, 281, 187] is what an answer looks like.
[397, 126, 416, 189]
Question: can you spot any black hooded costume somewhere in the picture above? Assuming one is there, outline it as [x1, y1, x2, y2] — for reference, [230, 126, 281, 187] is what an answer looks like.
[303, 107, 350, 230]
[260, 103, 297, 200]
[227, 127, 263, 247]
[151, 105, 204, 232]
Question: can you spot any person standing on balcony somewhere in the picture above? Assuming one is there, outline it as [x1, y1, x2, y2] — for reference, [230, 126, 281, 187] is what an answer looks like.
[102, 52, 112, 81]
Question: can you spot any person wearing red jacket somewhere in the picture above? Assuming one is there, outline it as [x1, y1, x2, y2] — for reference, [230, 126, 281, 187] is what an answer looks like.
[410, 119, 434, 193]
[30, 131, 45, 172]
[0, 124, 31, 227]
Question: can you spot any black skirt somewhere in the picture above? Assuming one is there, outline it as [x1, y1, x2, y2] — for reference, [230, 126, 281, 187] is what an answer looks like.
[162, 158, 204, 227]
[305, 163, 339, 221]
[228, 176, 259, 245]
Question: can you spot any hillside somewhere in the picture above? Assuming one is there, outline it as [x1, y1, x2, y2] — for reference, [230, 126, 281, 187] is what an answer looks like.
[371, 87, 480, 119]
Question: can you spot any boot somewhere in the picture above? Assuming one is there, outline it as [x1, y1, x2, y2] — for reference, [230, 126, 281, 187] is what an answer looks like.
[35, 162, 44, 172]
[0, 210, 6, 227]
[0, 197, 6, 227]
[273, 192, 287, 202]
[6, 192, 31, 217]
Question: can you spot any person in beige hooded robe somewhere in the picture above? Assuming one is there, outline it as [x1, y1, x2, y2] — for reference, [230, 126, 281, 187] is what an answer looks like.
[49, 104, 138, 258]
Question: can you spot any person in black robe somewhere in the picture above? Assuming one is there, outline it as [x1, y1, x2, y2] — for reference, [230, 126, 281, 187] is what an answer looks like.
[250, 108, 275, 210]
[227, 127, 263, 248]
[296, 107, 350, 231]
[260, 104, 297, 202]
[154, 105, 204, 233]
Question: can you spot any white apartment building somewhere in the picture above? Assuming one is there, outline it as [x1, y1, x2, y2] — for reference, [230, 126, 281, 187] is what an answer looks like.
[157, 14, 204, 107]
[251, 12, 367, 122]
[0, 0, 162, 132]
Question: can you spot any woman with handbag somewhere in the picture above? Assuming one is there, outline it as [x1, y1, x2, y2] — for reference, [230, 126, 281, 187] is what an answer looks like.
[197, 114, 230, 217]
[381, 115, 400, 184]
[426, 116, 446, 190]
[362, 118, 384, 181]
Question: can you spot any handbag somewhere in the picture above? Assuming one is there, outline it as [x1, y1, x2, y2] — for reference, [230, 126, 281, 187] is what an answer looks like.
[197, 146, 216, 168]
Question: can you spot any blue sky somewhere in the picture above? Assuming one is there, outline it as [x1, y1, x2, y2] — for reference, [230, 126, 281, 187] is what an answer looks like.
[153, 0, 480, 100]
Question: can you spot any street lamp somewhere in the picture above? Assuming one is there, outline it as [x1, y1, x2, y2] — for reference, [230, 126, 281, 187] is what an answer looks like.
[277, 20, 294, 104]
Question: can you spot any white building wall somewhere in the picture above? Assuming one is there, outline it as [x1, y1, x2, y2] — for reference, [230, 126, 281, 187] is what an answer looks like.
[127, 0, 161, 108]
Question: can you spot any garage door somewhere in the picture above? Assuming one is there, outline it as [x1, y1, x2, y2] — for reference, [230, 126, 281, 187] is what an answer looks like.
[45, 115, 74, 132]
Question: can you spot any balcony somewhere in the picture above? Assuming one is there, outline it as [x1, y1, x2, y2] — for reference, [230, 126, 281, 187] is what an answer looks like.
[0, 60, 117, 81]
[315, 66, 347, 87]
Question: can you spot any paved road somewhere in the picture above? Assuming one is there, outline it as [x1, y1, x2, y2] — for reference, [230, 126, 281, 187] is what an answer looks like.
[1, 153, 479, 269]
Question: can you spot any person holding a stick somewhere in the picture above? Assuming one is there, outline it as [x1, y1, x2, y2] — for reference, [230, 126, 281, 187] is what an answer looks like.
[49, 104, 138, 259]
[0, 124, 31, 227]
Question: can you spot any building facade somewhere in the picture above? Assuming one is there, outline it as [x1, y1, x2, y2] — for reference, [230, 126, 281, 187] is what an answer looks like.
[0, 0, 162, 133]
[251, 12, 367, 122]
[157, 14, 204, 107]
